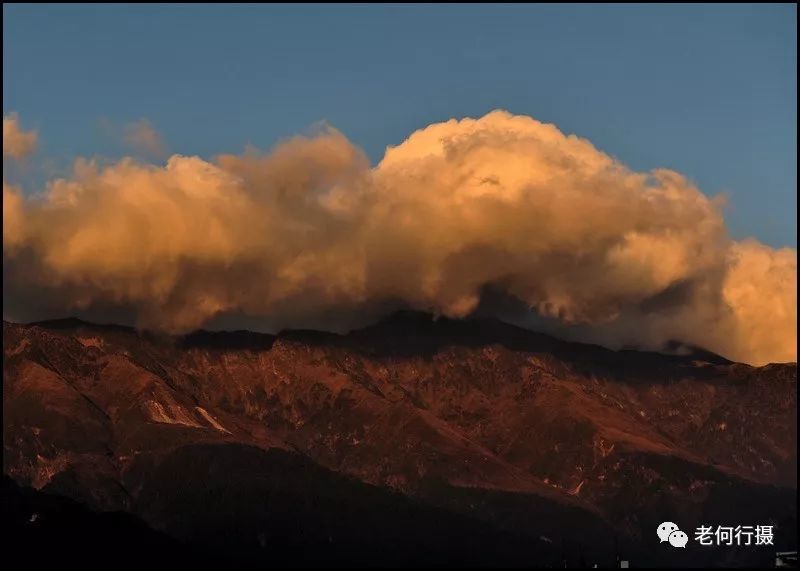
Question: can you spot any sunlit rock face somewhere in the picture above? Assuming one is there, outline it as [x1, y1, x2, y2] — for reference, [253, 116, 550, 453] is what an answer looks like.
[3, 314, 796, 566]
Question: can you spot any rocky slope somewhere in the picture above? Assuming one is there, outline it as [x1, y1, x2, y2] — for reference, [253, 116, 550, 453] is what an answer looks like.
[3, 312, 797, 566]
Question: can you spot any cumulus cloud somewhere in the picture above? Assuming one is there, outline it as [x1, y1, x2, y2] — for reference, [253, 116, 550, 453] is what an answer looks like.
[720, 240, 797, 364]
[123, 119, 166, 158]
[3, 113, 38, 160]
[2, 110, 796, 364]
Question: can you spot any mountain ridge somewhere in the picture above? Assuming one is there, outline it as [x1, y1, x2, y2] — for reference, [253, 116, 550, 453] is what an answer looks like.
[13, 309, 761, 366]
[3, 312, 796, 566]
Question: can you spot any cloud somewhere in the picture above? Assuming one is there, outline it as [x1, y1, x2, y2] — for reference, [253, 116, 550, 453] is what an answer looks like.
[3, 113, 38, 160]
[2, 110, 796, 365]
[123, 119, 166, 158]
[720, 240, 797, 364]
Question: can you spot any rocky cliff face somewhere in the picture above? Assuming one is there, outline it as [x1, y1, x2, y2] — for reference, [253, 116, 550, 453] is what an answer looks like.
[3, 313, 796, 566]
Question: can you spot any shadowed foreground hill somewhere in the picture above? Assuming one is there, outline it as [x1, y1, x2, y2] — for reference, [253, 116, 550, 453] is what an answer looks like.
[2, 456, 553, 568]
[3, 312, 797, 566]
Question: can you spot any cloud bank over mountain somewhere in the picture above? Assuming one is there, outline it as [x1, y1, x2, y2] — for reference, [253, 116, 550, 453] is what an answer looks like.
[3, 110, 796, 364]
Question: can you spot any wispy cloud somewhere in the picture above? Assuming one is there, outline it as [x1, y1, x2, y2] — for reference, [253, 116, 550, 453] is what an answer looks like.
[123, 119, 166, 158]
[3, 113, 38, 160]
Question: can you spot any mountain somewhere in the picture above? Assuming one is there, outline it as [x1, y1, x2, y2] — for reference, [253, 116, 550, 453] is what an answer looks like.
[3, 312, 797, 567]
[2, 474, 207, 565]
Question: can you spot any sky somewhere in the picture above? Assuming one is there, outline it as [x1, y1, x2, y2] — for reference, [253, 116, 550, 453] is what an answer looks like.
[3, 3, 796, 248]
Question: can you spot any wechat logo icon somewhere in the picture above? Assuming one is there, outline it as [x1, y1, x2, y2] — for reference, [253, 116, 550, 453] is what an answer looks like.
[657, 522, 689, 548]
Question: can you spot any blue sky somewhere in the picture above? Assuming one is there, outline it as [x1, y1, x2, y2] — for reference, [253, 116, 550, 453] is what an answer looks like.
[3, 3, 796, 247]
